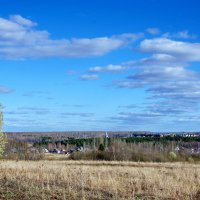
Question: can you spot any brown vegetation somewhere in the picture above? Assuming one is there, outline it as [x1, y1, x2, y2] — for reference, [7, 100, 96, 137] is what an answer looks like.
[69, 141, 200, 163]
[0, 160, 199, 200]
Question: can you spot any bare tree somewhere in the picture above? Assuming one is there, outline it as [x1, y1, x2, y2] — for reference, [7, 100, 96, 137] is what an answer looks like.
[0, 105, 7, 156]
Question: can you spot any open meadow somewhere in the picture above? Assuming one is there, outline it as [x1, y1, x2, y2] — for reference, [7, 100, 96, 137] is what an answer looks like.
[0, 160, 199, 200]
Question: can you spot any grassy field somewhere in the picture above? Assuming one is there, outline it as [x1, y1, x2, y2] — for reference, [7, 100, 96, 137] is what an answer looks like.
[0, 160, 199, 200]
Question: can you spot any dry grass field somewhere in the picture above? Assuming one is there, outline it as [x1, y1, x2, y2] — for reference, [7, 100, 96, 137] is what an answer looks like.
[0, 160, 199, 200]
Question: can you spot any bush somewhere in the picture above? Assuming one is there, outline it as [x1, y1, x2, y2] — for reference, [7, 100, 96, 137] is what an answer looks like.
[188, 157, 194, 163]
[169, 152, 177, 161]
[4, 151, 44, 161]
[69, 151, 114, 161]
[98, 143, 105, 151]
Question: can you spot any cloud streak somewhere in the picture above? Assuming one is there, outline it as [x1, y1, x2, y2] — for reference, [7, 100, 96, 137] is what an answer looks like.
[5, 107, 50, 115]
[61, 112, 94, 117]
[108, 37, 200, 125]
[0, 86, 13, 94]
[0, 15, 142, 59]
[80, 74, 99, 81]
[162, 30, 197, 39]
[146, 27, 160, 35]
[88, 64, 127, 73]
[140, 38, 200, 61]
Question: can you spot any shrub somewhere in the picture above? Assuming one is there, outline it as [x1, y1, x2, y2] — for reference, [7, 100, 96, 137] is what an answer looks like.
[188, 157, 194, 163]
[169, 152, 177, 161]
[98, 143, 105, 151]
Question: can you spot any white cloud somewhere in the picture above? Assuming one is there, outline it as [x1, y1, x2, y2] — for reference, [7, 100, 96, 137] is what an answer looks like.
[10, 15, 37, 27]
[175, 31, 197, 39]
[140, 38, 200, 61]
[111, 45, 200, 121]
[162, 30, 197, 39]
[80, 74, 99, 81]
[146, 28, 160, 35]
[0, 86, 13, 94]
[61, 112, 94, 117]
[113, 111, 162, 124]
[0, 15, 142, 59]
[88, 64, 127, 73]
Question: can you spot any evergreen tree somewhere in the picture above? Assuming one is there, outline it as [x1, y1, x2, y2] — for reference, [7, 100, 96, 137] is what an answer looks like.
[98, 143, 105, 151]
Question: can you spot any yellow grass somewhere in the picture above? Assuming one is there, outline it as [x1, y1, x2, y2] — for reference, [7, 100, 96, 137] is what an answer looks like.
[44, 153, 69, 160]
[0, 160, 199, 199]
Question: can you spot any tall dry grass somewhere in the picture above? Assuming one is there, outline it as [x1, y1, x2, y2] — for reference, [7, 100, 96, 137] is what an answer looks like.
[0, 160, 199, 199]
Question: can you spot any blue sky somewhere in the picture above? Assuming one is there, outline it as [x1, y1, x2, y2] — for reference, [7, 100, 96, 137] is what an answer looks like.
[1, 0, 200, 132]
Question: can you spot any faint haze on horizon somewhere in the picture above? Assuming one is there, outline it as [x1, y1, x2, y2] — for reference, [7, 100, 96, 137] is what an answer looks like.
[1, 0, 200, 132]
